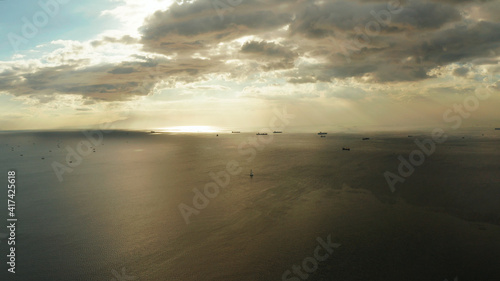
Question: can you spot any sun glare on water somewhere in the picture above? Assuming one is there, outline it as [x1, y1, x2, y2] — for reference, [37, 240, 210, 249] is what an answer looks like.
[158, 126, 219, 133]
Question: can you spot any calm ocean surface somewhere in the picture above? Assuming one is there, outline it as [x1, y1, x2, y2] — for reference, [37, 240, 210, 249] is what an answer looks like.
[0, 130, 499, 280]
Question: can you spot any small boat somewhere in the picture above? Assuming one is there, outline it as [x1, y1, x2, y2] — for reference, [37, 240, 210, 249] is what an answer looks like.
[496, 128, 500, 130]
[318, 132, 327, 135]
[320, 135, 326, 138]
[150, 131, 156, 133]
[362, 137, 370, 140]
[342, 147, 350, 151]
[232, 131, 240, 133]
[273, 131, 282, 133]
[256, 133, 268, 135]
[250, 169, 254, 177]
[216, 134, 218, 137]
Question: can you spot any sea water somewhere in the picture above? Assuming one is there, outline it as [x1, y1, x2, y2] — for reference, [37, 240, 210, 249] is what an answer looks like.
[0, 130, 499, 280]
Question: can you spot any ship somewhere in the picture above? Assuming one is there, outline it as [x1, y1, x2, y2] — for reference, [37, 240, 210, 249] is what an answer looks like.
[342, 147, 350, 151]
[318, 132, 327, 135]
[256, 133, 268, 135]
[232, 131, 240, 133]
[273, 131, 282, 133]
[496, 128, 500, 130]
[362, 137, 370, 140]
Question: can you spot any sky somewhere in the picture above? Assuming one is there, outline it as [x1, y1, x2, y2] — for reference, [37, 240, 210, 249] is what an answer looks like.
[0, 0, 499, 132]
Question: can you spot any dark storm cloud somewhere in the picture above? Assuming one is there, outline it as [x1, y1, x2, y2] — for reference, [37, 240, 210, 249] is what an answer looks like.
[136, 0, 493, 83]
[140, 0, 293, 55]
[3, 0, 500, 103]
[240, 40, 298, 70]
[241, 41, 295, 58]
[286, 0, 499, 82]
[417, 21, 500, 64]
[393, 1, 461, 29]
[288, 0, 461, 39]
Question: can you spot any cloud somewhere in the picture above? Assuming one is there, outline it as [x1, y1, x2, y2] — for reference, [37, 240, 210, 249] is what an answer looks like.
[2, 0, 500, 109]
[417, 21, 500, 64]
[453, 66, 470, 77]
[393, 1, 461, 29]
[286, 4, 500, 82]
[140, 0, 293, 55]
[287, 76, 317, 84]
[240, 40, 298, 70]
[91, 35, 139, 47]
[0, 55, 226, 103]
[108, 67, 138, 74]
[288, 0, 461, 39]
